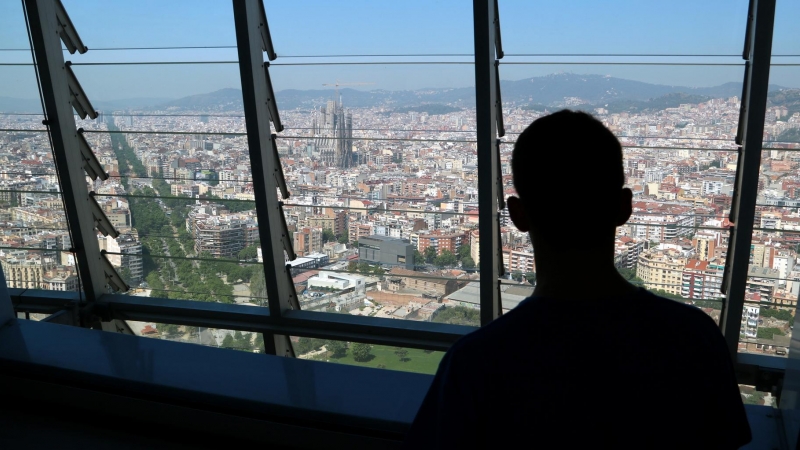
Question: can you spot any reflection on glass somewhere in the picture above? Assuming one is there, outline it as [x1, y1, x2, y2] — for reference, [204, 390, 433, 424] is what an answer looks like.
[292, 336, 443, 375]
[737, 58, 799, 356]
[739, 384, 775, 406]
[128, 321, 264, 353]
[0, 126, 76, 294]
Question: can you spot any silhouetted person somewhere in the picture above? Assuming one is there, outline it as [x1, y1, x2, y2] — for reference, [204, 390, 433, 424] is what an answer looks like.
[405, 110, 751, 449]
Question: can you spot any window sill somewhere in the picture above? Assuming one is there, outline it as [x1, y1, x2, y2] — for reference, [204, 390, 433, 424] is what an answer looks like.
[0, 318, 432, 448]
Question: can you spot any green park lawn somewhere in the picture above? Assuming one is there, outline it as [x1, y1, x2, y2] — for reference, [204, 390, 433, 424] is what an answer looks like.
[319, 345, 444, 374]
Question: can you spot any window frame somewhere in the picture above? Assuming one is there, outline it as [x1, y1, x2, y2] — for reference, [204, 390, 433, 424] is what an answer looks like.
[1, 0, 785, 376]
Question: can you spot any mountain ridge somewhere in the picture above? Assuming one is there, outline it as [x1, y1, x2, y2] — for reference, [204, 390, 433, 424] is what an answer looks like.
[0, 73, 794, 113]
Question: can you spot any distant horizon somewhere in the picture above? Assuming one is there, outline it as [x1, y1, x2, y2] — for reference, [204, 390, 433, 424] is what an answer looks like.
[2, 72, 797, 104]
[2, 0, 798, 99]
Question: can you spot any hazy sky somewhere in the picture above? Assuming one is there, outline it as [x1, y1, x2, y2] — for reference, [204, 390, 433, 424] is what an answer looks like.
[1, 0, 798, 101]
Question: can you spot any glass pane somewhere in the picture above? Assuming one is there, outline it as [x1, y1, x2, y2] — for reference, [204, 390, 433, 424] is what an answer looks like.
[129, 321, 264, 353]
[737, 0, 799, 354]
[68, 64, 243, 119]
[79, 113, 263, 305]
[739, 384, 775, 406]
[0, 129, 76, 294]
[2, 249, 79, 292]
[500, 0, 747, 56]
[61, 0, 236, 51]
[0, 1, 33, 54]
[292, 336, 443, 375]
[268, 0, 479, 323]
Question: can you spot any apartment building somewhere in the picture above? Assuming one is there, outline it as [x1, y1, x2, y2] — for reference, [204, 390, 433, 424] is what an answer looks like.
[636, 250, 687, 296]
[293, 227, 323, 257]
[417, 230, 466, 256]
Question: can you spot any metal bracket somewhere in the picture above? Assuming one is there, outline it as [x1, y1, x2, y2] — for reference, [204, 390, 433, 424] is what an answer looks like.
[77, 128, 108, 181]
[492, 0, 504, 59]
[55, 0, 87, 54]
[89, 192, 119, 238]
[99, 250, 129, 293]
[270, 134, 290, 199]
[494, 61, 505, 137]
[495, 138, 505, 210]
[65, 62, 96, 120]
[284, 264, 300, 310]
[736, 62, 751, 146]
[497, 213, 505, 277]
[258, 0, 277, 61]
[278, 201, 296, 261]
[263, 63, 283, 132]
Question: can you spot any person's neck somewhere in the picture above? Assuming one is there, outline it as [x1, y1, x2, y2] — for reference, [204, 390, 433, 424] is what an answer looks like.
[531, 245, 638, 300]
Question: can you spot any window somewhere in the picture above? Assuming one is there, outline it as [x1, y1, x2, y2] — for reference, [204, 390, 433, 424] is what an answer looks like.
[738, 0, 799, 357]
[0, 0, 788, 370]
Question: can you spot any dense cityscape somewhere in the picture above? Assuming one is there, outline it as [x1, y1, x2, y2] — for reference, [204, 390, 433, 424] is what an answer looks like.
[1, 81, 799, 367]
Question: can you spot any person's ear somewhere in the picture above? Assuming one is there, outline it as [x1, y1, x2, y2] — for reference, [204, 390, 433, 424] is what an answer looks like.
[616, 188, 633, 226]
[507, 196, 530, 232]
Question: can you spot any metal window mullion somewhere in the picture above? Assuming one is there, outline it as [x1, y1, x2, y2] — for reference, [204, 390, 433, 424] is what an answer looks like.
[232, 0, 295, 357]
[474, 0, 501, 326]
[720, 0, 776, 358]
[0, 264, 13, 325]
[25, 0, 107, 302]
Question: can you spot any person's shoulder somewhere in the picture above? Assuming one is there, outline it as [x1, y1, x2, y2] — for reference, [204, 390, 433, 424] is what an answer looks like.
[636, 289, 723, 339]
[640, 289, 718, 322]
[446, 297, 539, 356]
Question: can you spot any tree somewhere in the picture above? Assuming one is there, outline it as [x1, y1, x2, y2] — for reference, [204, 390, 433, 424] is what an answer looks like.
[394, 347, 409, 363]
[322, 228, 336, 244]
[351, 343, 373, 362]
[413, 249, 424, 267]
[296, 337, 325, 355]
[618, 268, 643, 285]
[357, 262, 371, 273]
[424, 246, 437, 264]
[221, 333, 235, 348]
[347, 261, 358, 273]
[434, 249, 457, 267]
[250, 270, 266, 305]
[157, 323, 181, 337]
[757, 327, 785, 340]
[511, 271, 523, 282]
[338, 234, 349, 244]
[325, 340, 347, 358]
[462, 256, 476, 269]
[238, 244, 259, 261]
[432, 306, 480, 326]
[253, 333, 264, 352]
[761, 308, 793, 321]
[234, 331, 251, 351]
[457, 245, 471, 261]
[119, 267, 133, 287]
[524, 272, 536, 284]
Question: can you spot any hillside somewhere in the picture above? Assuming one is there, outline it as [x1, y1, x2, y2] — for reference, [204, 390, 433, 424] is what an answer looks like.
[392, 104, 461, 115]
[0, 74, 793, 113]
[777, 128, 800, 143]
[769, 89, 800, 121]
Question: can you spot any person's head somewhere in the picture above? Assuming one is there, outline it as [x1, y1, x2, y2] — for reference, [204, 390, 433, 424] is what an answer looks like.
[507, 110, 632, 253]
